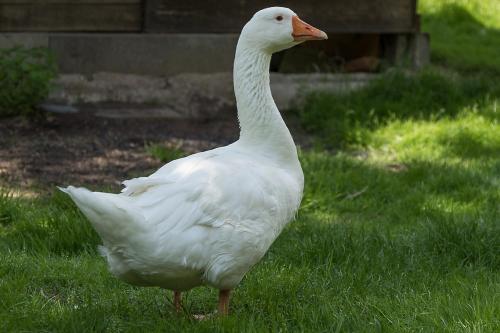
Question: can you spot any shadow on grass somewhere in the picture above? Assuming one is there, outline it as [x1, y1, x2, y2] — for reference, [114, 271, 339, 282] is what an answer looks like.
[300, 151, 497, 218]
[276, 209, 499, 271]
[269, 153, 500, 278]
[0, 190, 100, 255]
[439, 129, 500, 160]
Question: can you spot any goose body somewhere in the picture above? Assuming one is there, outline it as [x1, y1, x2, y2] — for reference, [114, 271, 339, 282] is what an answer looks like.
[65, 143, 303, 291]
[61, 7, 326, 314]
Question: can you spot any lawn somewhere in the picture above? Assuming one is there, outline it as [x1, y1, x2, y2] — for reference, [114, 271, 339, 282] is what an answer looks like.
[1, 0, 499, 332]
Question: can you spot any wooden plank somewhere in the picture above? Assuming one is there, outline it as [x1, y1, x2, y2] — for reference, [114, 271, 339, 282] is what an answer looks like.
[0, 1, 141, 4]
[145, 0, 418, 33]
[48, 33, 239, 75]
[0, 3, 142, 31]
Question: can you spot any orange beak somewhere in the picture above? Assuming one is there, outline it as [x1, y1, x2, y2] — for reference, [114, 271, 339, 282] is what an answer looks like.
[292, 16, 328, 41]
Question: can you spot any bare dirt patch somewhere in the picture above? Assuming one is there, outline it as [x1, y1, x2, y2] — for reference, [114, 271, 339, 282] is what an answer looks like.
[0, 109, 239, 193]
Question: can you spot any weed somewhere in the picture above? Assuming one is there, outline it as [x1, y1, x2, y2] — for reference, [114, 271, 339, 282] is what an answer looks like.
[0, 47, 57, 118]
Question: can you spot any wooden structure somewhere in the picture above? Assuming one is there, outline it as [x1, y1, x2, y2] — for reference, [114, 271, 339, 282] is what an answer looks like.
[0, 0, 142, 31]
[144, 0, 418, 33]
[0, 0, 428, 74]
[1, 0, 419, 33]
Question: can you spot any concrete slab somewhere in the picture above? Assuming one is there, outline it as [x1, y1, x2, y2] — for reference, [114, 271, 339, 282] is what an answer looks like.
[49, 72, 378, 119]
[0, 33, 48, 48]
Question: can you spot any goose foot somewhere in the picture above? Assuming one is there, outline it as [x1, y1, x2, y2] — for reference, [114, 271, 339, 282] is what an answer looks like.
[218, 289, 231, 316]
[173, 290, 182, 314]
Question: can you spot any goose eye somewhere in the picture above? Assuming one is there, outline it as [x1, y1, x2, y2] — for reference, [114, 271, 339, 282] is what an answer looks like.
[276, 16, 283, 22]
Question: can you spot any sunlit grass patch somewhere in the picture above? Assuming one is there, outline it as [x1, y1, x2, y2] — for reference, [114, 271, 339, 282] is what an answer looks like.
[369, 106, 500, 162]
[419, 0, 500, 73]
[298, 69, 499, 149]
[420, 0, 500, 30]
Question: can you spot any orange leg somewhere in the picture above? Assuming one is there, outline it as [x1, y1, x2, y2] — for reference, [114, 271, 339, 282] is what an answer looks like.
[173, 290, 182, 314]
[218, 289, 231, 315]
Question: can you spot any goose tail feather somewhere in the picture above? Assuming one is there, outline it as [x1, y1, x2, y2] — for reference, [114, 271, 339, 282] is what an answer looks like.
[58, 186, 146, 246]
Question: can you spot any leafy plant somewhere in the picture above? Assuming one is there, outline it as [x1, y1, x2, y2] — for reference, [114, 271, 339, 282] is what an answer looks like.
[0, 47, 57, 118]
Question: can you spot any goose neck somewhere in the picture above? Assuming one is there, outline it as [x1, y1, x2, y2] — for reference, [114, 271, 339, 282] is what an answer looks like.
[233, 40, 296, 157]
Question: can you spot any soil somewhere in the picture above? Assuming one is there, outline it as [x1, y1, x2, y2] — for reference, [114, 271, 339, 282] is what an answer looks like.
[0, 108, 311, 194]
[0, 109, 239, 193]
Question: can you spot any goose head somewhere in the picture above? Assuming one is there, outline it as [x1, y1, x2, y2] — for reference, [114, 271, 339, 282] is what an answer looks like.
[240, 7, 328, 53]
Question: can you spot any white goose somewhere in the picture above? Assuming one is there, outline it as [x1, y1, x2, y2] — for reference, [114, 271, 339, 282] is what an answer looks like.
[61, 7, 327, 315]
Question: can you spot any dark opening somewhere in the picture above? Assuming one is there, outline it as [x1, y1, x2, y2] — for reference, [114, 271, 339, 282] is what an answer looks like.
[271, 33, 400, 73]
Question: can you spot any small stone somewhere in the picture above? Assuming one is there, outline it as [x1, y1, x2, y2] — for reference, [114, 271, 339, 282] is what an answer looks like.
[39, 103, 79, 114]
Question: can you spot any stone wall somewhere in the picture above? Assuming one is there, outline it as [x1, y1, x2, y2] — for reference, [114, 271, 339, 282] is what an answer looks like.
[49, 72, 377, 119]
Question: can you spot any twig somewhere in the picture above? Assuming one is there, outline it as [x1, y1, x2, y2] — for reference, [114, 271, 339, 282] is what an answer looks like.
[344, 186, 368, 200]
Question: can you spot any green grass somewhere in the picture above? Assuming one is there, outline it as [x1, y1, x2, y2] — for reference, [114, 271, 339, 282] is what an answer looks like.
[1, 108, 499, 331]
[299, 69, 499, 148]
[419, 0, 500, 73]
[2, 0, 500, 331]
[0, 129, 500, 332]
[146, 144, 186, 163]
[1, 131, 499, 331]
